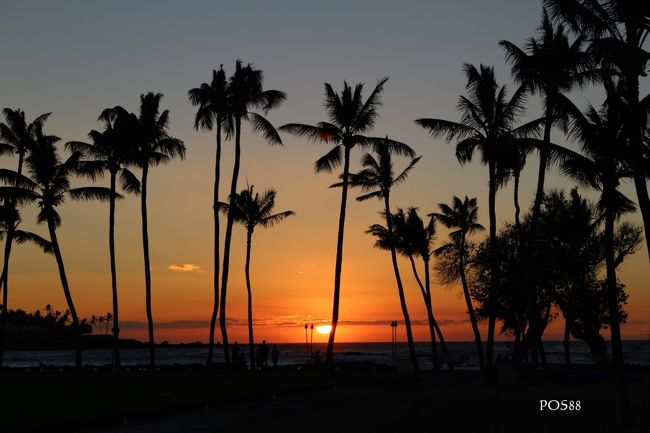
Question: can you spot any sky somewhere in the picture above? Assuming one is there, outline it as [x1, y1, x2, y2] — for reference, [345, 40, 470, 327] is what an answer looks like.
[0, 0, 648, 343]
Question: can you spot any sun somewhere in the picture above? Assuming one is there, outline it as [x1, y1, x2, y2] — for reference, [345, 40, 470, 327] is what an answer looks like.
[315, 324, 332, 334]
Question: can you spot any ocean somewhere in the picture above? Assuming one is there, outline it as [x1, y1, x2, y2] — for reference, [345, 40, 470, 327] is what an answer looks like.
[3, 340, 649, 369]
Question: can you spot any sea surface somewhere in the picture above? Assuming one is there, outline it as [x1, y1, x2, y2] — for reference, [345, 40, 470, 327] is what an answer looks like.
[3, 340, 649, 369]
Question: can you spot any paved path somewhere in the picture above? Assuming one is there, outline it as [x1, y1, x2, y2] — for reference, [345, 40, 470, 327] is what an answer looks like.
[85, 375, 649, 433]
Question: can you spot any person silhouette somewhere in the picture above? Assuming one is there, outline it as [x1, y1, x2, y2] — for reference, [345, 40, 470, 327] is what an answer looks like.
[231, 342, 241, 369]
[271, 344, 280, 367]
[260, 340, 269, 368]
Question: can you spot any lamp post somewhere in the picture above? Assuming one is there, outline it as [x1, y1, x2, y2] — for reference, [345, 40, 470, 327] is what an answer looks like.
[310, 324, 314, 357]
[391, 321, 399, 369]
[304, 324, 309, 362]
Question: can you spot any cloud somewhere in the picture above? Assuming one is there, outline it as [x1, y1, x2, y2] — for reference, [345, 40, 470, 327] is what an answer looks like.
[168, 263, 201, 272]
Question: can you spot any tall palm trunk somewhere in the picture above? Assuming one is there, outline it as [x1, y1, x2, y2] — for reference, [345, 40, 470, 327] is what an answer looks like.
[460, 236, 486, 371]
[513, 171, 521, 231]
[207, 122, 222, 367]
[0, 154, 24, 367]
[486, 158, 498, 379]
[108, 171, 121, 372]
[47, 218, 82, 371]
[563, 311, 571, 366]
[140, 164, 155, 371]
[424, 257, 452, 370]
[407, 255, 453, 370]
[326, 144, 351, 364]
[384, 193, 419, 373]
[603, 184, 634, 424]
[220, 116, 242, 365]
[245, 229, 255, 370]
[624, 73, 650, 260]
[526, 102, 553, 371]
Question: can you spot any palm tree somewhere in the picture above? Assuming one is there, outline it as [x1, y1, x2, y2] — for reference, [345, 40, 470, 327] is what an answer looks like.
[16, 127, 112, 370]
[219, 185, 293, 370]
[500, 10, 592, 368]
[188, 66, 231, 367]
[556, 79, 636, 422]
[433, 196, 486, 371]
[352, 144, 421, 372]
[416, 64, 536, 377]
[544, 0, 650, 261]
[65, 106, 140, 372]
[0, 193, 52, 366]
[219, 61, 286, 365]
[0, 109, 52, 366]
[281, 78, 413, 363]
[369, 208, 453, 371]
[133, 92, 185, 371]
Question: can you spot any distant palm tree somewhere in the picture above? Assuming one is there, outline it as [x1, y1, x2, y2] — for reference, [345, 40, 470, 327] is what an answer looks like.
[544, 0, 650, 261]
[281, 78, 414, 363]
[219, 61, 285, 365]
[66, 106, 140, 372]
[219, 185, 294, 370]
[132, 92, 185, 371]
[352, 144, 421, 372]
[188, 66, 232, 367]
[17, 127, 113, 370]
[556, 79, 636, 422]
[433, 196, 486, 371]
[416, 64, 536, 377]
[368, 208, 453, 371]
[500, 10, 592, 368]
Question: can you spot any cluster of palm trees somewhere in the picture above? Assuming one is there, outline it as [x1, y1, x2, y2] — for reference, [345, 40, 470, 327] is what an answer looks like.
[0, 93, 185, 372]
[0, 7, 645, 425]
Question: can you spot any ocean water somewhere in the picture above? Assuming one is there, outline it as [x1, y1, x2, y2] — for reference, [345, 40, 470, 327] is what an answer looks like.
[3, 340, 648, 369]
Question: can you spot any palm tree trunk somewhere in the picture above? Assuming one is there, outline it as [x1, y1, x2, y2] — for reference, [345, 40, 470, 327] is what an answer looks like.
[407, 256, 438, 370]
[220, 116, 242, 366]
[108, 171, 121, 372]
[47, 218, 82, 372]
[384, 194, 419, 373]
[486, 158, 498, 380]
[604, 185, 634, 424]
[326, 145, 351, 364]
[207, 122, 222, 367]
[140, 164, 155, 371]
[245, 229, 255, 370]
[0, 227, 14, 367]
[525, 102, 553, 372]
[563, 311, 571, 367]
[460, 236, 486, 371]
[624, 72, 650, 260]
[424, 258, 452, 370]
[0, 153, 24, 367]
[513, 171, 521, 231]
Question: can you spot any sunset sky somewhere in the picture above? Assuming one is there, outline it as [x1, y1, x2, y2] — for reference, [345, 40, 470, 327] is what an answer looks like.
[0, 0, 648, 343]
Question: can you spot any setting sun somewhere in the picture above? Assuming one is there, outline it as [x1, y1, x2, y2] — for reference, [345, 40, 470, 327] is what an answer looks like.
[316, 324, 332, 335]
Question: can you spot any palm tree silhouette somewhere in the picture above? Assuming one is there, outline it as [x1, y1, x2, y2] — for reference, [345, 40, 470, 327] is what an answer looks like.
[416, 64, 534, 377]
[18, 126, 112, 370]
[219, 185, 294, 370]
[544, 0, 650, 261]
[556, 79, 636, 422]
[352, 144, 421, 372]
[500, 9, 592, 369]
[0, 109, 52, 366]
[433, 196, 486, 371]
[219, 61, 285, 365]
[281, 78, 413, 363]
[367, 208, 453, 371]
[188, 66, 231, 367]
[66, 106, 140, 372]
[133, 92, 185, 371]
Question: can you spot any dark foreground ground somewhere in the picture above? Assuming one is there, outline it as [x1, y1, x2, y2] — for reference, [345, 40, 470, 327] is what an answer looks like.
[3, 365, 649, 433]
